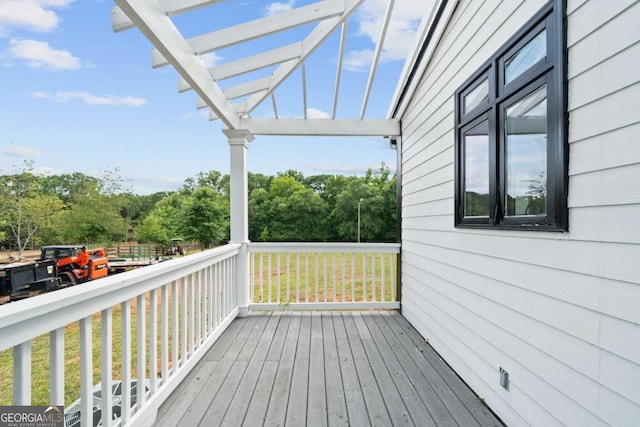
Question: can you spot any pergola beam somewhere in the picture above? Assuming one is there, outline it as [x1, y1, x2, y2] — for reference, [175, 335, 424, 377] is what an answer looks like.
[360, 0, 395, 118]
[224, 77, 272, 100]
[178, 44, 301, 93]
[238, 118, 400, 136]
[151, 0, 345, 68]
[114, 0, 240, 129]
[211, 44, 302, 81]
[112, 0, 224, 33]
[243, 0, 365, 115]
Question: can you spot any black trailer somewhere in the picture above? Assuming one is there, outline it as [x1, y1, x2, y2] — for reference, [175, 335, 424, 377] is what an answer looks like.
[0, 259, 62, 304]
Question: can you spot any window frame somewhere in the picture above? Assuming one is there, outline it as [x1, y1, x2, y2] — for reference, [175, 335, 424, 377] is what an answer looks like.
[454, 0, 568, 231]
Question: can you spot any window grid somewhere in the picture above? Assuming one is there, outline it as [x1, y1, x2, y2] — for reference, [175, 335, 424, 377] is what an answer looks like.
[454, 0, 567, 231]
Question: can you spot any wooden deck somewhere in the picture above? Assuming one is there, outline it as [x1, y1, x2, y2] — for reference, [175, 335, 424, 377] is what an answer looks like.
[155, 311, 503, 427]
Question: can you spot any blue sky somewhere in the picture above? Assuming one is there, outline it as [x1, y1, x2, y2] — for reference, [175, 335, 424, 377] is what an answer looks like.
[0, 0, 431, 194]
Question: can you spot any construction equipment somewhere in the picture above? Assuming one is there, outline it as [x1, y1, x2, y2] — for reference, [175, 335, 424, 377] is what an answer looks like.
[166, 238, 186, 256]
[40, 245, 109, 286]
[0, 259, 61, 304]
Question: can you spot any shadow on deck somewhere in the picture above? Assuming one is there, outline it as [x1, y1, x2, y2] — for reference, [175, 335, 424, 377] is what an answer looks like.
[155, 311, 503, 427]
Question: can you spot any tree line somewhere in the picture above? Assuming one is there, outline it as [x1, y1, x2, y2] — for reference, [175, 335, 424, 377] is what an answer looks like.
[0, 162, 397, 255]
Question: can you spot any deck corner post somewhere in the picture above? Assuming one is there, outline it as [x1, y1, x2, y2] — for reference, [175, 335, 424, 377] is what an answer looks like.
[225, 128, 254, 317]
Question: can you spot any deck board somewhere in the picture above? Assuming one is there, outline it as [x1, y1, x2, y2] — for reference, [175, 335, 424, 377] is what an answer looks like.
[154, 311, 503, 427]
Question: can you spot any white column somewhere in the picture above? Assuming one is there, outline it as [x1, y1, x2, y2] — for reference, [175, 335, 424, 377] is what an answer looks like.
[224, 128, 254, 317]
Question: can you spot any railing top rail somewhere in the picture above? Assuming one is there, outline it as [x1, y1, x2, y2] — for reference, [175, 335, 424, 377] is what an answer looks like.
[0, 243, 241, 351]
[248, 242, 401, 253]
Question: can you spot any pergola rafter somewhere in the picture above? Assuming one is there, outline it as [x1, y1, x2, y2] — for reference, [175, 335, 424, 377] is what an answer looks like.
[112, 0, 418, 137]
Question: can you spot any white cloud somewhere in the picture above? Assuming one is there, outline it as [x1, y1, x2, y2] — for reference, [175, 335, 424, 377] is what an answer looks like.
[0, 0, 74, 35]
[9, 38, 80, 70]
[197, 52, 222, 68]
[306, 108, 331, 119]
[3, 145, 46, 158]
[346, 0, 434, 71]
[343, 49, 374, 72]
[33, 91, 147, 106]
[265, 1, 294, 16]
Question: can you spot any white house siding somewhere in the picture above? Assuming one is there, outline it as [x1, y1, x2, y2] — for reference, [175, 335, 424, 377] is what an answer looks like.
[399, 0, 640, 426]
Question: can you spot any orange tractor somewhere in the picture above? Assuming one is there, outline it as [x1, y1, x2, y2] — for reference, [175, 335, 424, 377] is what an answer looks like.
[40, 245, 109, 286]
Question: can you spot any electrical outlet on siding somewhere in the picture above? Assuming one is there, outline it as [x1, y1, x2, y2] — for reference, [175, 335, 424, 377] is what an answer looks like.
[499, 367, 510, 390]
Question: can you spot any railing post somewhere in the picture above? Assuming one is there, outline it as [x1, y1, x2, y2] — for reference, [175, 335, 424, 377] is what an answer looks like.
[224, 128, 254, 317]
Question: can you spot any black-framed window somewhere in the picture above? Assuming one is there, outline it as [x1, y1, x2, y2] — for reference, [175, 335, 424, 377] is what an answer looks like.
[454, 0, 567, 231]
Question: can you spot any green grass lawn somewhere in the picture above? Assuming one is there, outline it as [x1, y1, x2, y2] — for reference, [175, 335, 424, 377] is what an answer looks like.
[250, 251, 398, 303]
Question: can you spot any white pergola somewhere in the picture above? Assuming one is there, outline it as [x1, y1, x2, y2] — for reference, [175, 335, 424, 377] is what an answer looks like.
[112, 0, 434, 314]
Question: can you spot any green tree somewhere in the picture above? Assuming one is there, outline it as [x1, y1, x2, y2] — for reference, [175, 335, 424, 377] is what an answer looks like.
[183, 170, 229, 197]
[252, 176, 329, 241]
[180, 187, 229, 247]
[135, 192, 187, 245]
[331, 165, 397, 242]
[0, 163, 64, 255]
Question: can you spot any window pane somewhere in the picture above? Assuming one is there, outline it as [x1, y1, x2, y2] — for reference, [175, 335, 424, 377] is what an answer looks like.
[505, 30, 546, 84]
[464, 120, 490, 216]
[464, 79, 489, 114]
[506, 86, 547, 216]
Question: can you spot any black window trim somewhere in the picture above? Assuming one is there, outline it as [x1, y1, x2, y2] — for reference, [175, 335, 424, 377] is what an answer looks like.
[454, 0, 568, 231]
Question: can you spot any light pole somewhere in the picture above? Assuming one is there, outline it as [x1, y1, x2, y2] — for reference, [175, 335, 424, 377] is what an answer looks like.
[357, 198, 364, 243]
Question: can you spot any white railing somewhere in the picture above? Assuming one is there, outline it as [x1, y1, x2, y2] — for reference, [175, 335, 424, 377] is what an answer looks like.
[0, 243, 240, 427]
[248, 242, 401, 310]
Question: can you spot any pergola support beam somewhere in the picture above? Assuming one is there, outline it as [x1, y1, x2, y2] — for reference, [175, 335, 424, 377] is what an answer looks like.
[112, 0, 225, 32]
[151, 0, 345, 68]
[114, 0, 240, 129]
[238, 118, 400, 137]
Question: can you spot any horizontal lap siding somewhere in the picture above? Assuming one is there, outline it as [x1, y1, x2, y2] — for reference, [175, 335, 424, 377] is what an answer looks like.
[400, 0, 640, 426]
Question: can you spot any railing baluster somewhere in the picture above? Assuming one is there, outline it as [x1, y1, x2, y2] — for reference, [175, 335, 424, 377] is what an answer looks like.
[268, 253, 272, 303]
[331, 252, 345, 302]
[221, 259, 226, 316]
[136, 293, 146, 408]
[181, 278, 188, 363]
[150, 289, 158, 395]
[190, 274, 196, 355]
[323, 253, 328, 302]
[305, 253, 309, 303]
[200, 269, 206, 339]
[224, 260, 235, 317]
[381, 253, 385, 302]
[50, 328, 64, 406]
[296, 253, 300, 303]
[208, 266, 214, 332]
[214, 264, 220, 327]
[13, 341, 31, 405]
[277, 253, 281, 304]
[249, 253, 254, 304]
[259, 252, 264, 303]
[161, 284, 169, 384]
[286, 254, 290, 303]
[205, 268, 210, 335]
[195, 272, 201, 347]
[342, 253, 346, 303]
[351, 252, 355, 302]
[372, 253, 376, 302]
[224, 259, 229, 316]
[363, 253, 367, 302]
[391, 253, 397, 302]
[121, 300, 132, 423]
[101, 309, 113, 426]
[315, 253, 319, 303]
[80, 316, 93, 427]
[171, 281, 178, 375]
